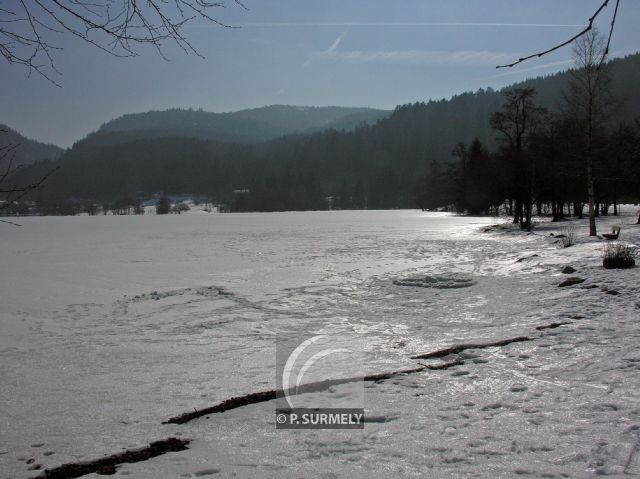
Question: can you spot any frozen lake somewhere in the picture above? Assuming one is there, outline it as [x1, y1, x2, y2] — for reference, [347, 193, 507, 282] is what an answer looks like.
[2, 210, 638, 478]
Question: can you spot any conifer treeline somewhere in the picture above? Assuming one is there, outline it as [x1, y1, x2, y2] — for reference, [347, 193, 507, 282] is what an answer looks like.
[417, 111, 640, 221]
[6, 54, 640, 216]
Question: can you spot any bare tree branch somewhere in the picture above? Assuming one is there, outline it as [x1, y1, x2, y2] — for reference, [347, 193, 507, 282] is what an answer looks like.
[599, 0, 620, 67]
[0, 0, 248, 85]
[0, 130, 60, 220]
[496, 0, 620, 69]
[0, 164, 60, 211]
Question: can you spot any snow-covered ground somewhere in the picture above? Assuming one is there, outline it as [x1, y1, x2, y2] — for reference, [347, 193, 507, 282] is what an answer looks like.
[0, 209, 639, 478]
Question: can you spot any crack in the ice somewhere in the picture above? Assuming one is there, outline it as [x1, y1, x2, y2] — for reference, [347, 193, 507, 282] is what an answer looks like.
[422, 359, 466, 370]
[32, 320, 577, 477]
[536, 322, 572, 331]
[35, 437, 190, 479]
[410, 336, 533, 360]
[164, 367, 427, 425]
[164, 329, 567, 425]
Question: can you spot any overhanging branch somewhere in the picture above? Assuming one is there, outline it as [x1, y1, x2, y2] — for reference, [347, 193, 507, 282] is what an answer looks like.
[496, 0, 620, 69]
[1, 0, 249, 85]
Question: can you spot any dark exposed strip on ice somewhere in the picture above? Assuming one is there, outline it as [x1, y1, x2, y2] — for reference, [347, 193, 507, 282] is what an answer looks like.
[364, 366, 426, 381]
[166, 332, 550, 425]
[410, 336, 532, 360]
[35, 437, 189, 479]
[165, 390, 278, 424]
[31, 327, 557, 476]
[423, 359, 465, 370]
[536, 321, 572, 330]
[164, 367, 427, 425]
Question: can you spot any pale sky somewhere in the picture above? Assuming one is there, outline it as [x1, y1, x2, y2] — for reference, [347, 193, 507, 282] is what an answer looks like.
[2, 0, 639, 147]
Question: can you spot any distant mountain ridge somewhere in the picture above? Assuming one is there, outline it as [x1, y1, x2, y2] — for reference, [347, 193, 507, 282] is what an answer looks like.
[0, 125, 63, 166]
[10, 52, 640, 211]
[93, 105, 390, 146]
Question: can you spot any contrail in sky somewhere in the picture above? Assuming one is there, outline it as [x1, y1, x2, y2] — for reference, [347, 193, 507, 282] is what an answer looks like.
[241, 22, 584, 28]
[479, 48, 638, 82]
[328, 32, 347, 52]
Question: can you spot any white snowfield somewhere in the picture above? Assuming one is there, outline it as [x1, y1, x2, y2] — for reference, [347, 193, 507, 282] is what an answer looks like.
[0, 209, 639, 478]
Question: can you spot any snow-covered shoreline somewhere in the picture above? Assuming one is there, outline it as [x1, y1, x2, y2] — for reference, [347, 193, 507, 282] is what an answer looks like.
[1, 210, 639, 478]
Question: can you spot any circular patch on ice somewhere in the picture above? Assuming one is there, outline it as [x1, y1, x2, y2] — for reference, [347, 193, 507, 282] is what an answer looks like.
[393, 273, 476, 289]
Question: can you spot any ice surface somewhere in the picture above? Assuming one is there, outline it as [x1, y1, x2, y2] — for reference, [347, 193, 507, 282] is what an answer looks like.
[393, 273, 477, 289]
[1, 209, 639, 478]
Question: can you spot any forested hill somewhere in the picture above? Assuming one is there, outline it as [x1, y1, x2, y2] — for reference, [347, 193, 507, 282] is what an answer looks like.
[508, 52, 640, 119]
[360, 52, 640, 162]
[226, 105, 390, 134]
[0, 125, 63, 166]
[12, 52, 640, 212]
[87, 105, 390, 146]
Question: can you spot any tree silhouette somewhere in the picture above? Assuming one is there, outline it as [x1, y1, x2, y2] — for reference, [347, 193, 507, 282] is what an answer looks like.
[562, 30, 612, 236]
[491, 88, 546, 229]
[156, 194, 170, 215]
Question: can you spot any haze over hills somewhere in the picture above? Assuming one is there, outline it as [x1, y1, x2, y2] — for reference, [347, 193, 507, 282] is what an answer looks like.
[89, 105, 391, 146]
[223, 105, 391, 135]
[7, 52, 640, 212]
[0, 125, 64, 166]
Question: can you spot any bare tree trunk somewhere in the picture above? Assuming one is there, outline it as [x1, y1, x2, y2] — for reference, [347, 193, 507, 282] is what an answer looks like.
[552, 202, 558, 221]
[601, 203, 609, 216]
[513, 198, 521, 224]
[585, 83, 598, 234]
[505, 199, 512, 217]
[564, 29, 609, 236]
[524, 202, 532, 230]
[586, 157, 597, 235]
[525, 155, 536, 230]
